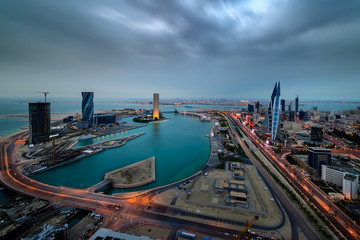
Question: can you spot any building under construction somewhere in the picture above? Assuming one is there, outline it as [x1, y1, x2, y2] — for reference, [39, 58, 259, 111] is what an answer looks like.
[29, 102, 50, 144]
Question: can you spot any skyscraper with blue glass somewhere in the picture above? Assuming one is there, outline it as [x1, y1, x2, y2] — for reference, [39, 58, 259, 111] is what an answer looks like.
[263, 82, 281, 140]
[81, 92, 94, 128]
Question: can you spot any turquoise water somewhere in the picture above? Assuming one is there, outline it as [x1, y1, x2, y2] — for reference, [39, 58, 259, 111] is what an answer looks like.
[0, 118, 28, 137]
[32, 113, 211, 193]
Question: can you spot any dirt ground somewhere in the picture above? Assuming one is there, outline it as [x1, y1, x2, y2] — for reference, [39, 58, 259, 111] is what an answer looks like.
[123, 222, 171, 239]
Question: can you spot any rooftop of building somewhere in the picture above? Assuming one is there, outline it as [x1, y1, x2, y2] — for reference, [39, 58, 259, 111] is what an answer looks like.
[233, 170, 244, 175]
[328, 159, 353, 171]
[229, 191, 247, 198]
[344, 173, 358, 181]
[311, 126, 323, 129]
[308, 147, 331, 152]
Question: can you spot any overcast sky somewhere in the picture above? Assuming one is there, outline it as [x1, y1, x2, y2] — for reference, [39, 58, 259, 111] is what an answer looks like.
[1, 0, 360, 100]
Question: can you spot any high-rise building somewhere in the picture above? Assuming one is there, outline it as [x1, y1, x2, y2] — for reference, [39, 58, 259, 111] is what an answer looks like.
[299, 110, 308, 121]
[81, 92, 94, 128]
[289, 111, 295, 122]
[295, 95, 299, 112]
[263, 82, 281, 140]
[248, 104, 254, 113]
[255, 101, 260, 111]
[343, 172, 359, 200]
[288, 101, 292, 112]
[29, 102, 50, 144]
[153, 93, 159, 120]
[308, 147, 331, 176]
[311, 126, 323, 142]
[246, 115, 254, 127]
[280, 99, 285, 112]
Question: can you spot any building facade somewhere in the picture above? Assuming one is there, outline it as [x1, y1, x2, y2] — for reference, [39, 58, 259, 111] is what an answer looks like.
[264, 82, 281, 140]
[153, 93, 159, 120]
[295, 95, 299, 112]
[94, 114, 116, 125]
[311, 126, 323, 142]
[280, 99, 285, 112]
[343, 172, 359, 200]
[246, 115, 254, 127]
[29, 102, 50, 144]
[321, 165, 346, 187]
[81, 92, 94, 128]
[289, 111, 295, 122]
[255, 101, 260, 112]
[299, 110, 309, 121]
[308, 147, 331, 176]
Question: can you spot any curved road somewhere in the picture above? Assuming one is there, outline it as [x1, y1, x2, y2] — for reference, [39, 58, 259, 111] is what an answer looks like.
[0, 129, 289, 238]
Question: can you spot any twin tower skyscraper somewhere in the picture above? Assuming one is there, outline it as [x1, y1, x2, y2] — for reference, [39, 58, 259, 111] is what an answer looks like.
[263, 82, 281, 141]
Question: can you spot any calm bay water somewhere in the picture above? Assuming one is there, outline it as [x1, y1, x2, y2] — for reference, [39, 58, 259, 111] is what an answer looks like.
[32, 113, 211, 193]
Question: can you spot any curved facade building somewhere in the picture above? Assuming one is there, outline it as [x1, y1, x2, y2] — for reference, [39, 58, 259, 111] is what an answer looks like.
[264, 82, 281, 141]
[81, 92, 94, 128]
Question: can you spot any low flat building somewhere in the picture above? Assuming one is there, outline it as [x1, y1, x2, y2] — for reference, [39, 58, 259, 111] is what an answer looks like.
[214, 179, 247, 193]
[225, 183, 247, 193]
[229, 162, 243, 171]
[281, 121, 302, 131]
[226, 191, 248, 208]
[229, 179, 245, 185]
[233, 170, 245, 180]
[328, 192, 345, 201]
[76, 121, 90, 129]
[94, 114, 116, 125]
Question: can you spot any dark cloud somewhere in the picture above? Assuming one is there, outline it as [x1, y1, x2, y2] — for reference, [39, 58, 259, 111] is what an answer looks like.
[0, 0, 359, 100]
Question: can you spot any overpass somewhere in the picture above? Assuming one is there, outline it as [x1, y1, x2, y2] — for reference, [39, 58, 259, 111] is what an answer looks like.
[87, 179, 113, 192]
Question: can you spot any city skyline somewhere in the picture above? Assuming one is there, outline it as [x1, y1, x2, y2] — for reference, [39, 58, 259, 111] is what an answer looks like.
[1, 1, 360, 100]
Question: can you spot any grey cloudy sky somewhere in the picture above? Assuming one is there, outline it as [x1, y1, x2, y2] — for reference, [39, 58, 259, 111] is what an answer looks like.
[1, 0, 360, 100]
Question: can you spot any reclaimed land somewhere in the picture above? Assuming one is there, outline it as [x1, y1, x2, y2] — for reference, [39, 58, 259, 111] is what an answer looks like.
[105, 156, 155, 188]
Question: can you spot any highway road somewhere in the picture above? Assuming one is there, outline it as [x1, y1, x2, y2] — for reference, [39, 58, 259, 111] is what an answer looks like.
[228, 114, 360, 240]
[224, 114, 320, 240]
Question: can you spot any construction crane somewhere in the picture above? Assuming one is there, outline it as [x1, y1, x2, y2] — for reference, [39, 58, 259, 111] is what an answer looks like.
[231, 215, 259, 240]
[36, 91, 49, 138]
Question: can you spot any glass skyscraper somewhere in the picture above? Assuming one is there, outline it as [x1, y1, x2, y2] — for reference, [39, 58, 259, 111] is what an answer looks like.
[264, 82, 281, 141]
[81, 92, 94, 128]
